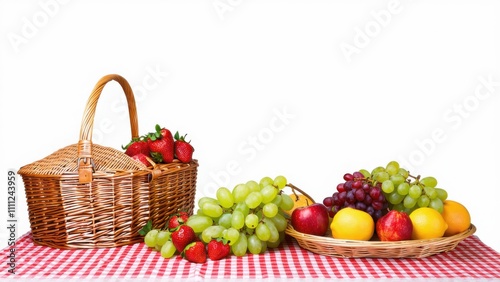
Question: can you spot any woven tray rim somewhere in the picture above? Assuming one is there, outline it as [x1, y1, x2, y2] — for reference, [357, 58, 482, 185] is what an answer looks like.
[285, 223, 476, 258]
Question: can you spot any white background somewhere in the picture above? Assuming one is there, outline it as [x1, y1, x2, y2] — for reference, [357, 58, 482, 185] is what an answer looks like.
[1, 0, 499, 254]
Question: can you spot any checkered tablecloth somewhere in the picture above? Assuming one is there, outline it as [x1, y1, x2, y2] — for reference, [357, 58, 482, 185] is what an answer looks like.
[2, 232, 500, 281]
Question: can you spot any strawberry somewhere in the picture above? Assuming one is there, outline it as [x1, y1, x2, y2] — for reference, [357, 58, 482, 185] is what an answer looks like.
[147, 124, 174, 164]
[131, 153, 151, 167]
[174, 131, 194, 163]
[167, 211, 190, 230]
[207, 238, 230, 261]
[122, 139, 150, 157]
[171, 225, 196, 253]
[182, 241, 207, 263]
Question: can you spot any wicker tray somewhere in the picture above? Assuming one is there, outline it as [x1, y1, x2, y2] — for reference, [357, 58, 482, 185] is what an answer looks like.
[283, 183, 476, 258]
[286, 224, 476, 258]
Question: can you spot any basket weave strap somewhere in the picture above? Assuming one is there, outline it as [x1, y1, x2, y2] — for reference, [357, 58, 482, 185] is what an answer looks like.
[78, 74, 139, 183]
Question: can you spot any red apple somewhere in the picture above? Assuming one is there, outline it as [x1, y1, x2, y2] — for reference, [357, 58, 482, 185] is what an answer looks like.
[291, 203, 329, 236]
[376, 210, 413, 241]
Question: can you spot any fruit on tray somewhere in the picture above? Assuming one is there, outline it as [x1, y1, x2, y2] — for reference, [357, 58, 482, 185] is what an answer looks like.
[139, 175, 294, 262]
[409, 207, 448, 240]
[376, 210, 413, 241]
[123, 124, 195, 165]
[330, 207, 374, 240]
[290, 203, 330, 236]
[323, 161, 451, 221]
[441, 200, 471, 236]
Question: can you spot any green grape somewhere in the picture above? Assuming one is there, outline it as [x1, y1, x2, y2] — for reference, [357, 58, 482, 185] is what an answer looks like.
[268, 213, 287, 232]
[260, 185, 278, 204]
[359, 169, 371, 178]
[262, 203, 278, 218]
[385, 161, 400, 176]
[186, 215, 214, 233]
[279, 194, 294, 211]
[233, 184, 250, 203]
[391, 202, 405, 212]
[381, 180, 395, 193]
[423, 186, 438, 200]
[247, 234, 263, 254]
[218, 213, 232, 229]
[245, 191, 263, 209]
[435, 188, 448, 201]
[255, 222, 271, 241]
[408, 184, 422, 199]
[245, 213, 260, 229]
[273, 175, 288, 189]
[216, 187, 234, 208]
[246, 180, 261, 192]
[420, 176, 438, 188]
[371, 166, 385, 176]
[234, 202, 250, 216]
[374, 171, 390, 182]
[198, 197, 218, 209]
[266, 237, 281, 248]
[231, 232, 248, 257]
[224, 227, 240, 246]
[397, 182, 410, 196]
[271, 194, 282, 206]
[260, 240, 268, 254]
[202, 202, 223, 218]
[417, 195, 430, 207]
[387, 191, 405, 205]
[398, 168, 409, 178]
[263, 219, 279, 243]
[144, 229, 159, 248]
[155, 230, 171, 247]
[201, 225, 226, 243]
[403, 195, 417, 209]
[259, 176, 274, 188]
[160, 240, 176, 259]
[429, 198, 444, 213]
[231, 210, 245, 229]
[390, 174, 406, 187]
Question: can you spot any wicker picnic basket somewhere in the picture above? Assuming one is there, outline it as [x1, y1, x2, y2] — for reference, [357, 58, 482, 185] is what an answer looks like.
[18, 74, 198, 249]
[284, 184, 476, 258]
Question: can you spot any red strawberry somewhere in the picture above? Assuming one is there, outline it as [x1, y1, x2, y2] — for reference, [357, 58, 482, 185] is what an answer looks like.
[123, 139, 150, 157]
[207, 239, 230, 261]
[174, 131, 194, 163]
[182, 241, 207, 263]
[167, 211, 190, 230]
[171, 225, 196, 253]
[131, 153, 151, 167]
[147, 125, 174, 163]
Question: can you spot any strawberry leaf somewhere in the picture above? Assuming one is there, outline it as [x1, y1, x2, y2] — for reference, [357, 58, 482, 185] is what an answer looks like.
[138, 220, 153, 236]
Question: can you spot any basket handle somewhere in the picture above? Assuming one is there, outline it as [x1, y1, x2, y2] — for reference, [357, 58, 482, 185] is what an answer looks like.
[77, 74, 139, 183]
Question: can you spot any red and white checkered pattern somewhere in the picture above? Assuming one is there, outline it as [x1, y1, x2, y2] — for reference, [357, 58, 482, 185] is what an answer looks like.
[2, 232, 500, 281]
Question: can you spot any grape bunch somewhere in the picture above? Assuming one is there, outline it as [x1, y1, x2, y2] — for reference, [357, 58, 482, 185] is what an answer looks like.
[323, 161, 450, 222]
[323, 170, 389, 222]
[188, 175, 293, 256]
[376, 162, 449, 214]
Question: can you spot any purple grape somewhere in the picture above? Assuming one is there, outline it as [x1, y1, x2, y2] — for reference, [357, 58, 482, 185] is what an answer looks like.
[372, 201, 384, 211]
[369, 187, 381, 199]
[336, 183, 345, 192]
[346, 190, 356, 204]
[343, 173, 354, 181]
[323, 197, 333, 207]
[354, 189, 365, 201]
[352, 171, 364, 179]
[355, 202, 367, 211]
[353, 180, 363, 189]
[344, 181, 353, 191]
[362, 183, 371, 192]
[364, 194, 373, 205]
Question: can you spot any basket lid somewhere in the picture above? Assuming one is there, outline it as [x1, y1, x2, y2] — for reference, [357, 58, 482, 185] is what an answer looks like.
[18, 143, 148, 177]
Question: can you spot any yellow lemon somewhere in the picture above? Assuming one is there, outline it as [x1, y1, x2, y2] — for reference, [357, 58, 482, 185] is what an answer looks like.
[441, 200, 471, 237]
[330, 208, 374, 241]
[409, 207, 448, 240]
[285, 194, 312, 215]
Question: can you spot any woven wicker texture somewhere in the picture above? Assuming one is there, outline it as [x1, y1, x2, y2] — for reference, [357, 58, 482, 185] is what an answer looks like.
[284, 184, 476, 258]
[18, 74, 198, 249]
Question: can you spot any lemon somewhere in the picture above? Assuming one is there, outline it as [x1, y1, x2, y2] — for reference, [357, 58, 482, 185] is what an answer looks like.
[330, 208, 374, 241]
[409, 207, 448, 240]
